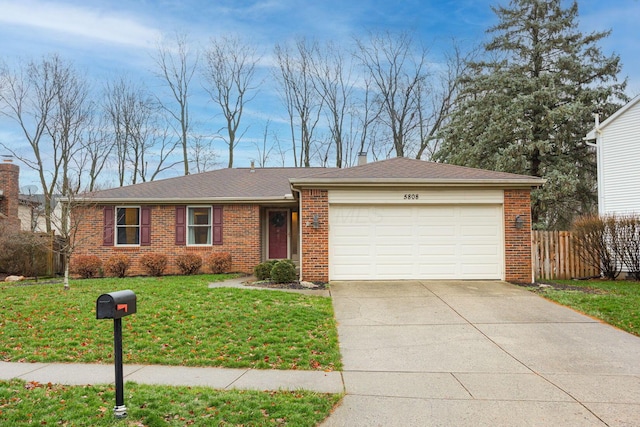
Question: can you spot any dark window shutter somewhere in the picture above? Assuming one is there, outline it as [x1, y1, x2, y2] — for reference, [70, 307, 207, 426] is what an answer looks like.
[175, 205, 186, 245]
[103, 206, 114, 246]
[140, 206, 151, 246]
[212, 205, 223, 245]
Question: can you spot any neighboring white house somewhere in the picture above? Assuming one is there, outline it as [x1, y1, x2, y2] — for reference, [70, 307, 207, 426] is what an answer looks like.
[585, 95, 640, 216]
[18, 194, 63, 234]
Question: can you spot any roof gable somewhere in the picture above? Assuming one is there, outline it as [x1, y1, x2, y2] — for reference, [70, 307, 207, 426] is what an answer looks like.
[586, 95, 640, 140]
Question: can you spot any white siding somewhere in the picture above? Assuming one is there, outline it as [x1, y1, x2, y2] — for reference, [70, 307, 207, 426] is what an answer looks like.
[599, 100, 640, 215]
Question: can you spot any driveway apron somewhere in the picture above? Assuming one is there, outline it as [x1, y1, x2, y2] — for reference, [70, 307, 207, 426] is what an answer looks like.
[321, 281, 640, 427]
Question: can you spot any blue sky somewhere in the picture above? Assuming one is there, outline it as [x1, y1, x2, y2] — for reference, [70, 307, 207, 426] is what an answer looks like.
[1, 0, 639, 190]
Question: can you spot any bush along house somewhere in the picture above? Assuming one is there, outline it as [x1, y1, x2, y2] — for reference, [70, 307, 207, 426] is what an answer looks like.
[70, 157, 544, 283]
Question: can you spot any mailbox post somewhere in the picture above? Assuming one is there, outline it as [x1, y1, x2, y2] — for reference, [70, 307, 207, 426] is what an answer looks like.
[96, 290, 137, 419]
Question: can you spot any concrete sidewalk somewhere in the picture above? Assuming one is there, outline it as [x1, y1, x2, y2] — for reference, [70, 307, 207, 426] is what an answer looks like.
[0, 361, 343, 393]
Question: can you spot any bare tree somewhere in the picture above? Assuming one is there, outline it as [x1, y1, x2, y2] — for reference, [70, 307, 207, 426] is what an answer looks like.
[189, 133, 219, 173]
[307, 41, 356, 168]
[274, 38, 324, 167]
[58, 191, 101, 289]
[78, 115, 114, 192]
[355, 31, 427, 158]
[152, 32, 198, 175]
[253, 120, 275, 168]
[203, 35, 261, 168]
[103, 77, 180, 185]
[0, 54, 91, 233]
[416, 42, 475, 160]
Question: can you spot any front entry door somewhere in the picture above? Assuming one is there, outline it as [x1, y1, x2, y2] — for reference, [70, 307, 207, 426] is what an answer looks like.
[268, 210, 288, 259]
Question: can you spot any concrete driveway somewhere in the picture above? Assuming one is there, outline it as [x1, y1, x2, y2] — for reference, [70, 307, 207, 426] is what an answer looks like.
[321, 281, 640, 427]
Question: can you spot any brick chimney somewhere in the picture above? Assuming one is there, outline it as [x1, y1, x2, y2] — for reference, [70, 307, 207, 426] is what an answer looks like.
[0, 158, 20, 229]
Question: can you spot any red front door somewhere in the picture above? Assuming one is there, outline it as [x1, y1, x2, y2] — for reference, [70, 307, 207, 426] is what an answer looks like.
[268, 210, 288, 259]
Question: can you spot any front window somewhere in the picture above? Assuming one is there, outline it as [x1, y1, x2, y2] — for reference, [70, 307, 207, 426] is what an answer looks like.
[116, 207, 139, 245]
[188, 206, 211, 245]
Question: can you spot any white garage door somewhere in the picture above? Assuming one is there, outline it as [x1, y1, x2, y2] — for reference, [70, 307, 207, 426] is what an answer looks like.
[329, 205, 503, 280]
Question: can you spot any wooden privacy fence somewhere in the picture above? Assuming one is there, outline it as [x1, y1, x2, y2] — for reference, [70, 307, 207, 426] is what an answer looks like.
[532, 231, 600, 281]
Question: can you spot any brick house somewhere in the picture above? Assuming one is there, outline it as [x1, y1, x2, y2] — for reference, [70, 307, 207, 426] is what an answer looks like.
[71, 157, 543, 283]
[0, 159, 20, 230]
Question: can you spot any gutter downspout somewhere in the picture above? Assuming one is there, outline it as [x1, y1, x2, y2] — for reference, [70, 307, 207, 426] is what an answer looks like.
[289, 183, 303, 281]
[584, 113, 603, 215]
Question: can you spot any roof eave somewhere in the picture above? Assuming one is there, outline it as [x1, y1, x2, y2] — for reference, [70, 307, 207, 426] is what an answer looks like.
[586, 95, 640, 137]
[76, 196, 298, 205]
[289, 178, 545, 188]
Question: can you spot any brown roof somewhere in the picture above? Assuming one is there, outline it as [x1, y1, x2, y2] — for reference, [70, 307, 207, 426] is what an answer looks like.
[86, 167, 331, 203]
[290, 157, 544, 187]
[85, 158, 543, 203]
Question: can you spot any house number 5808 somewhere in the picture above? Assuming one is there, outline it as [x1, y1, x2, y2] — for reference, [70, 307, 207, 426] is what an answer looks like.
[403, 194, 419, 200]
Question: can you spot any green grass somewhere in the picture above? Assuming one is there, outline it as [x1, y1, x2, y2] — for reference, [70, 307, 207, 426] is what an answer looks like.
[1, 275, 341, 371]
[537, 279, 640, 336]
[0, 379, 341, 426]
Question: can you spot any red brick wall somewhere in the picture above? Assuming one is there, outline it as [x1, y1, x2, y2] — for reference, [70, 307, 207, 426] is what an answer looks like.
[300, 189, 329, 282]
[504, 189, 533, 283]
[0, 161, 20, 229]
[71, 204, 261, 276]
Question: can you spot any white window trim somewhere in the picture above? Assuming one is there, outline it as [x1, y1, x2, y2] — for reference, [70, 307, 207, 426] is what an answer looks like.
[187, 205, 212, 246]
[115, 206, 140, 246]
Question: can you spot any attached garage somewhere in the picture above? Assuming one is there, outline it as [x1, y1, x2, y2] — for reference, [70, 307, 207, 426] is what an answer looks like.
[290, 157, 545, 284]
[328, 189, 504, 280]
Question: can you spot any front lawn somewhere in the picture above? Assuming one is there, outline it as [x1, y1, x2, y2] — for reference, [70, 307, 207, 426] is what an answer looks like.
[0, 379, 341, 426]
[1, 275, 341, 370]
[536, 279, 640, 336]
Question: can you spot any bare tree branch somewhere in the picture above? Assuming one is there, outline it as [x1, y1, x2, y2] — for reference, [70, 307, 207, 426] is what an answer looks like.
[203, 35, 261, 168]
[152, 32, 198, 175]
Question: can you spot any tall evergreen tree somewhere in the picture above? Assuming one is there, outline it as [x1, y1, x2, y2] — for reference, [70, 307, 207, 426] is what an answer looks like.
[436, 0, 626, 229]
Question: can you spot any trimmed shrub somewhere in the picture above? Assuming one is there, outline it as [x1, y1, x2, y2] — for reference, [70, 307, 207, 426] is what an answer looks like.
[139, 253, 168, 276]
[254, 260, 277, 281]
[206, 252, 232, 274]
[104, 254, 131, 278]
[270, 259, 297, 284]
[176, 253, 202, 275]
[70, 255, 102, 279]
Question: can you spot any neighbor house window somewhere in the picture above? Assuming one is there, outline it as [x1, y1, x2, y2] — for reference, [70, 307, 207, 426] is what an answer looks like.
[116, 207, 140, 245]
[188, 206, 211, 245]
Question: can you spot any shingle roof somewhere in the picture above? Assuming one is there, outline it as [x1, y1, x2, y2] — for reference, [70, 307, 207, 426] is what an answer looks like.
[290, 157, 544, 186]
[85, 158, 543, 203]
[86, 167, 330, 202]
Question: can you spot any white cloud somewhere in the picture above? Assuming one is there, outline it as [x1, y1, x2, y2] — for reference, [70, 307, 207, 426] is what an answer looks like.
[0, 0, 161, 48]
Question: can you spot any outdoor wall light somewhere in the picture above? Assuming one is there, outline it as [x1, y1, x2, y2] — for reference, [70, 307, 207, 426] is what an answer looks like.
[515, 215, 524, 229]
[312, 214, 320, 229]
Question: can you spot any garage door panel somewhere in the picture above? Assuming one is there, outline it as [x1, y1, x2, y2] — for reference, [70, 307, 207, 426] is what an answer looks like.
[377, 246, 414, 256]
[460, 245, 500, 256]
[461, 264, 501, 275]
[418, 245, 457, 256]
[329, 204, 503, 280]
[461, 225, 500, 237]
[417, 225, 456, 236]
[377, 225, 413, 237]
